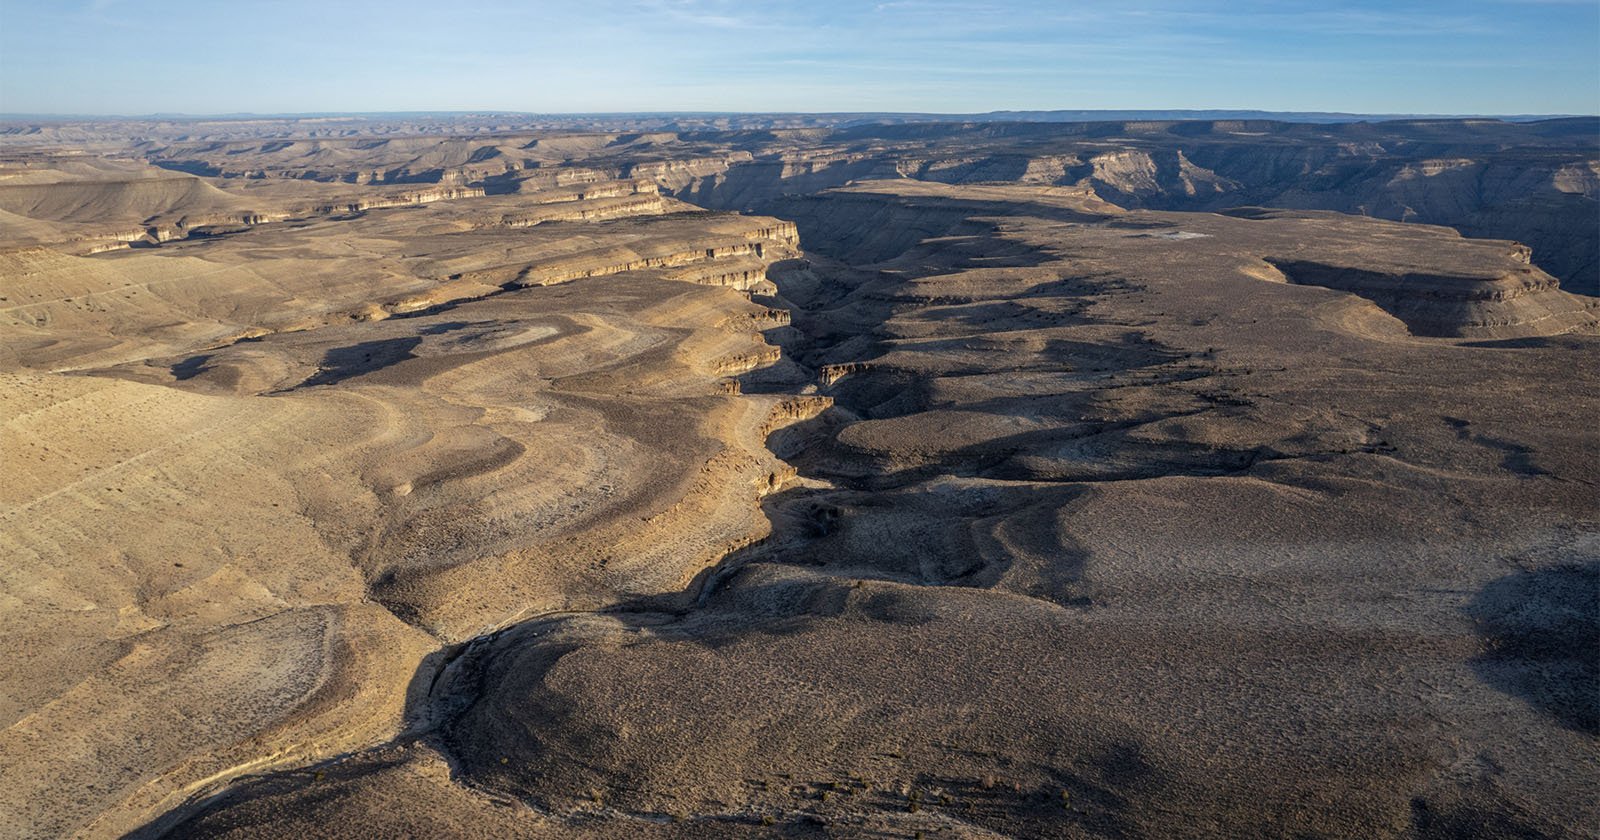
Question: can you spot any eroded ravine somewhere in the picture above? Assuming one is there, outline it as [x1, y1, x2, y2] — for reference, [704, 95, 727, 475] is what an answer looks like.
[131, 182, 1599, 839]
[0, 176, 821, 839]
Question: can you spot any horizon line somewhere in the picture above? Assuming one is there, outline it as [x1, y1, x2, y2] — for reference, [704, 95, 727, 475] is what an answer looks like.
[3, 108, 1597, 123]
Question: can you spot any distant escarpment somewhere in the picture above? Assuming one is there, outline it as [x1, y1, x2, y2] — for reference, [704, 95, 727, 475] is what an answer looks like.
[110, 119, 1598, 294]
[659, 121, 1600, 296]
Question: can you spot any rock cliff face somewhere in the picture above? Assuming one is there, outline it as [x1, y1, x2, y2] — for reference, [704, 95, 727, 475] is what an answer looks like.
[1266, 258, 1599, 338]
[1080, 148, 1238, 203]
[622, 154, 754, 192]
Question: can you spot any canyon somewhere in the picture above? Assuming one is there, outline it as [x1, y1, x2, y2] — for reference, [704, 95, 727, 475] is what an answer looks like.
[0, 116, 1595, 839]
[13, 116, 1587, 294]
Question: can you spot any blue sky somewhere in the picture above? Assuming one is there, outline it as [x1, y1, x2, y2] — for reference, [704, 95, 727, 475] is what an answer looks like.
[2, 0, 1596, 115]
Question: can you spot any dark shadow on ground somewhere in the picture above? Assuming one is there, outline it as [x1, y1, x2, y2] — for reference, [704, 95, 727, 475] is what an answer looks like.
[298, 336, 422, 388]
[1466, 561, 1599, 735]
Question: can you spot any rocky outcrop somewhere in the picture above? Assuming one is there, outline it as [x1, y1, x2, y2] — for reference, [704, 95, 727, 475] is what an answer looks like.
[1080, 149, 1237, 203]
[477, 193, 670, 229]
[1267, 257, 1600, 338]
[511, 228, 800, 290]
[622, 154, 752, 191]
[307, 185, 485, 214]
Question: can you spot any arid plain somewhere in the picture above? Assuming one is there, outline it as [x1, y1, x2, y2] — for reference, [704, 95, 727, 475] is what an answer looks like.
[1, 116, 1596, 839]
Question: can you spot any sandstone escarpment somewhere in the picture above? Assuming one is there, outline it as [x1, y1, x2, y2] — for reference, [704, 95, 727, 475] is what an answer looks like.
[622, 154, 752, 191]
[475, 193, 670, 229]
[305, 185, 486, 214]
[1267, 257, 1600, 338]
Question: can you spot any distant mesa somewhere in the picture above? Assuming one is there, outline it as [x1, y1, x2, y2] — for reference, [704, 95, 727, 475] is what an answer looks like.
[1268, 256, 1600, 339]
